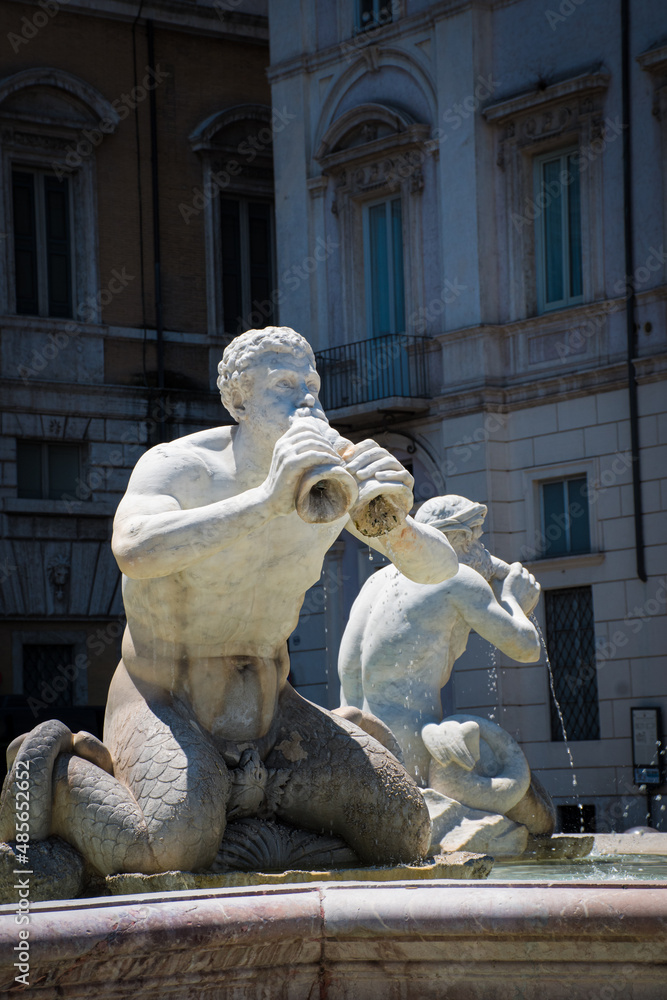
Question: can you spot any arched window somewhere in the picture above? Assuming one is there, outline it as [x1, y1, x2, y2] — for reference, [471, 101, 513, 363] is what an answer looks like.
[0, 68, 119, 320]
[189, 105, 276, 337]
[314, 103, 430, 345]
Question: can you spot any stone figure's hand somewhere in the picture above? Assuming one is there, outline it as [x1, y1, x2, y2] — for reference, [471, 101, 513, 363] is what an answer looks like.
[502, 562, 540, 615]
[262, 422, 345, 517]
[343, 439, 414, 491]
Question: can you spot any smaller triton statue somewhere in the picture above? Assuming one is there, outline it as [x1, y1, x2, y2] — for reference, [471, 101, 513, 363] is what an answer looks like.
[338, 494, 542, 786]
[337, 494, 555, 855]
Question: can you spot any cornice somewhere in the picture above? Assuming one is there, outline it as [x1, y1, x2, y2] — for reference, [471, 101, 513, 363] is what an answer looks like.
[266, 0, 478, 86]
[2, 0, 269, 42]
[637, 43, 667, 76]
[483, 69, 610, 125]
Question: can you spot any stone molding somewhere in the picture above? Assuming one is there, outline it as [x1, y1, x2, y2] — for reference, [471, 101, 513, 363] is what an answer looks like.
[637, 43, 667, 77]
[482, 70, 611, 130]
[1, 498, 116, 516]
[189, 103, 273, 154]
[524, 552, 606, 573]
[1, 0, 269, 41]
[0, 67, 121, 132]
[267, 0, 477, 85]
[1, 881, 665, 998]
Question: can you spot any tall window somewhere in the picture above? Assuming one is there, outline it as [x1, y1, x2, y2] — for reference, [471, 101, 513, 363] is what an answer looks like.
[17, 441, 81, 501]
[12, 170, 73, 318]
[221, 198, 274, 336]
[355, 0, 394, 31]
[534, 150, 582, 312]
[364, 198, 405, 337]
[540, 476, 591, 558]
[545, 586, 600, 741]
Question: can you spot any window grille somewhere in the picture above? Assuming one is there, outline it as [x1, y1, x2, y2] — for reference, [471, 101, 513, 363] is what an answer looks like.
[356, 0, 394, 31]
[22, 644, 75, 708]
[545, 586, 600, 741]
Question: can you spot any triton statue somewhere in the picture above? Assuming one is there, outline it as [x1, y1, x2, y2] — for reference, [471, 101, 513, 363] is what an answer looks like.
[0, 327, 458, 879]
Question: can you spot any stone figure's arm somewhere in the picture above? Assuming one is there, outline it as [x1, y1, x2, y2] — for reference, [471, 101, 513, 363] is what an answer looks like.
[340, 438, 457, 583]
[452, 565, 541, 662]
[113, 426, 345, 579]
[346, 516, 458, 585]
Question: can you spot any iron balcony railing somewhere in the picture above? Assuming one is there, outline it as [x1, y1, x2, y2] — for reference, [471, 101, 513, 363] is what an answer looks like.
[314, 334, 430, 411]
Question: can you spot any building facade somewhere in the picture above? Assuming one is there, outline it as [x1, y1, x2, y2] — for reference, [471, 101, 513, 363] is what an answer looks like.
[0, 0, 271, 757]
[267, 0, 667, 831]
[0, 0, 665, 833]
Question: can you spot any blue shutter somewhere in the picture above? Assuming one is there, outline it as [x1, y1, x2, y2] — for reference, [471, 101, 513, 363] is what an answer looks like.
[542, 158, 564, 305]
[567, 476, 590, 553]
[567, 154, 582, 299]
[542, 480, 567, 556]
[391, 198, 405, 333]
[369, 203, 390, 336]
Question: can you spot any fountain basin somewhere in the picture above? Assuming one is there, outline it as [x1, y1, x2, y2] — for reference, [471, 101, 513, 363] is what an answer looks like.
[1, 877, 666, 999]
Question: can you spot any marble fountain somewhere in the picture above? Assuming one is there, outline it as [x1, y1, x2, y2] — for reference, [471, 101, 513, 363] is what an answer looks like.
[0, 328, 665, 999]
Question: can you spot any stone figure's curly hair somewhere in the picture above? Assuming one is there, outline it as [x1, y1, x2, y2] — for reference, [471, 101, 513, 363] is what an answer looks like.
[217, 327, 316, 416]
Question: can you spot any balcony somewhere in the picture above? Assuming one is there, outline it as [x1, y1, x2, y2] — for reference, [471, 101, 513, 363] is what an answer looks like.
[314, 334, 431, 422]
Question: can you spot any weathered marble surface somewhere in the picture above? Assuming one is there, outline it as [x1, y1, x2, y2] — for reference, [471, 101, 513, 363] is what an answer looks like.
[1, 880, 666, 999]
[338, 495, 540, 786]
[106, 851, 492, 894]
[423, 715, 556, 855]
[338, 495, 554, 857]
[593, 832, 667, 856]
[522, 833, 595, 860]
[0, 328, 459, 878]
[0, 837, 84, 904]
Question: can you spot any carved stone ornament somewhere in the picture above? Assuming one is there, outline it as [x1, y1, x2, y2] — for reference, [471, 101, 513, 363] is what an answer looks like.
[7, 130, 71, 152]
[47, 554, 70, 601]
[336, 149, 426, 198]
[484, 69, 610, 154]
[211, 818, 358, 873]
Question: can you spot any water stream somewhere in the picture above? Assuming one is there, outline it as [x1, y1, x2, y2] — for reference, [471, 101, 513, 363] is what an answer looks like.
[530, 613, 586, 833]
[487, 645, 498, 722]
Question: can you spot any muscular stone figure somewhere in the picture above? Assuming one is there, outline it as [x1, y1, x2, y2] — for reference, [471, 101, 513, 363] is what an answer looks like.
[0, 328, 457, 875]
[338, 495, 541, 786]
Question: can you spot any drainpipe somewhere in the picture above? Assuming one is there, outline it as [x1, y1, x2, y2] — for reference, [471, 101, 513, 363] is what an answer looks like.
[147, 18, 166, 442]
[621, 0, 646, 581]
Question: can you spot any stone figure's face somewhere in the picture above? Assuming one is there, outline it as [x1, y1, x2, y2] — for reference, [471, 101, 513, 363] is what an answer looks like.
[447, 520, 494, 581]
[237, 351, 325, 440]
[448, 516, 485, 557]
